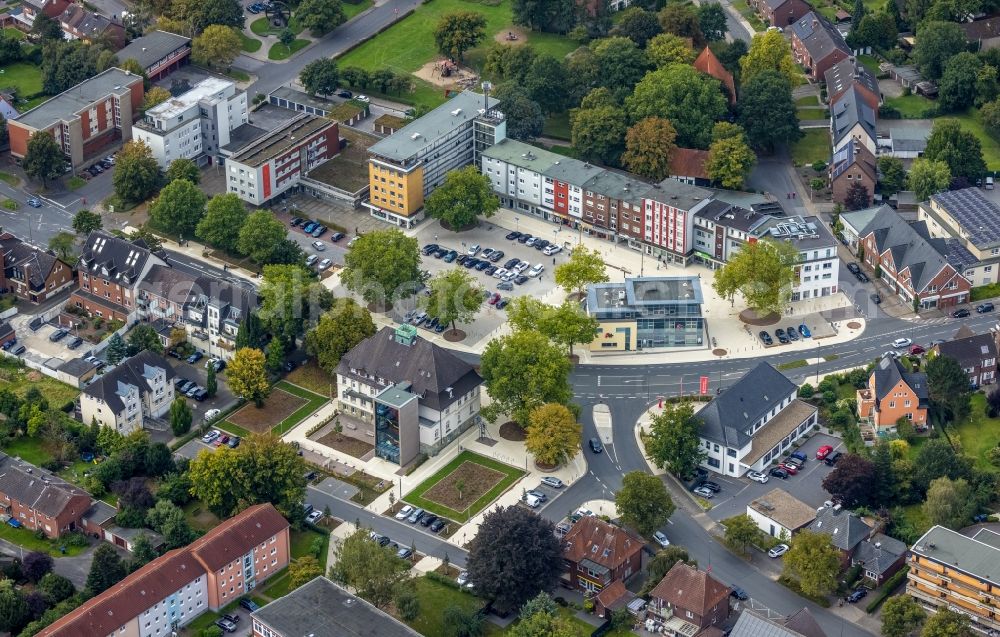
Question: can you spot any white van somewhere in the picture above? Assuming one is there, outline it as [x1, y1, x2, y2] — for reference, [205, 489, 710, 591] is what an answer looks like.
[987, 176, 995, 190]
[524, 494, 541, 508]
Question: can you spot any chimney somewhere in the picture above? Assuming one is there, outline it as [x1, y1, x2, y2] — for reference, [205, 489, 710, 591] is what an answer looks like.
[812, 18, 819, 28]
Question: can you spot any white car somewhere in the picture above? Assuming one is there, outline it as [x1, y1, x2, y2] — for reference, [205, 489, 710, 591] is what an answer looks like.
[693, 486, 715, 498]
[305, 509, 323, 524]
[513, 261, 530, 274]
[543, 244, 562, 256]
[746, 470, 769, 484]
[892, 337, 912, 349]
[528, 264, 544, 278]
[204, 409, 221, 422]
[768, 544, 790, 558]
[394, 505, 413, 520]
[201, 429, 220, 443]
[575, 507, 594, 518]
[467, 244, 480, 256]
[652, 531, 670, 548]
[540, 476, 564, 489]
[311, 241, 326, 251]
[318, 258, 333, 270]
[493, 268, 509, 279]
[356, 95, 371, 103]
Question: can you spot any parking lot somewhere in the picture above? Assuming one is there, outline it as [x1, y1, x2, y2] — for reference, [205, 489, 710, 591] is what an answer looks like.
[9, 317, 92, 364]
[706, 433, 843, 522]
[169, 356, 237, 421]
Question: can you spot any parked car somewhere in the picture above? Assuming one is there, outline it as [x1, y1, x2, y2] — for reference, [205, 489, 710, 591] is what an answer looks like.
[222, 614, 240, 625]
[730, 587, 749, 600]
[774, 328, 789, 344]
[769, 467, 789, 479]
[855, 271, 869, 283]
[67, 336, 83, 349]
[588, 438, 603, 453]
[395, 505, 413, 520]
[305, 510, 323, 524]
[697, 481, 721, 493]
[517, 234, 532, 244]
[746, 470, 769, 484]
[216, 618, 237, 633]
[778, 462, 798, 475]
[488, 292, 501, 305]
[505, 231, 521, 240]
[422, 243, 439, 256]
[239, 598, 259, 612]
[785, 326, 799, 341]
[846, 262, 861, 274]
[312, 226, 327, 238]
[443, 251, 458, 263]
[496, 299, 509, 310]
[406, 508, 425, 524]
[489, 250, 505, 262]
[338, 90, 353, 98]
[194, 388, 208, 401]
[49, 329, 68, 342]
[909, 345, 926, 355]
[815, 445, 834, 460]
[952, 308, 971, 318]
[430, 518, 447, 532]
[847, 588, 868, 603]
[396, 547, 412, 559]
[302, 222, 318, 233]
[978, 302, 995, 313]
[768, 544, 789, 558]
[652, 531, 670, 548]
[790, 451, 808, 463]
[11, 345, 25, 356]
[758, 331, 773, 346]
[419, 514, 438, 527]
[467, 244, 480, 256]
[693, 485, 715, 498]
[798, 324, 811, 338]
[528, 264, 544, 277]
[290, 217, 303, 226]
[543, 244, 562, 256]
[457, 571, 471, 586]
[26, 198, 41, 208]
[311, 241, 326, 251]
[540, 476, 564, 488]
[871, 293, 881, 305]
[204, 408, 221, 422]
[187, 352, 203, 363]
[824, 451, 843, 466]
[892, 337, 912, 348]
[202, 430, 220, 443]
[318, 258, 333, 270]
[355, 95, 370, 103]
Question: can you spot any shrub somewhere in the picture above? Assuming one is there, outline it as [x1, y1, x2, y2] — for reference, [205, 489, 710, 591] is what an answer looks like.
[799, 383, 814, 398]
[865, 567, 909, 613]
[987, 447, 1000, 467]
[822, 390, 837, 405]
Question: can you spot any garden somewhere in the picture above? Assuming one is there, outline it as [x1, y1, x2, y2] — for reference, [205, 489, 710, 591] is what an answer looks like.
[405, 451, 525, 522]
[218, 380, 328, 437]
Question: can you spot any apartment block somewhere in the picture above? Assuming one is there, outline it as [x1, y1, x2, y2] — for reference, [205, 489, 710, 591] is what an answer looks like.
[223, 114, 338, 205]
[0, 452, 92, 538]
[80, 350, 176, 433]
[366, 89, 503, 227]
[133, 77, 247, 168]
[68, 230, 165, 323]
[920, 187, 1000, 287]
[8, 68, 143, 170]
[755, 215, 840, 300]
[39, 504, 290, 637]
[115, 30, 191, 81]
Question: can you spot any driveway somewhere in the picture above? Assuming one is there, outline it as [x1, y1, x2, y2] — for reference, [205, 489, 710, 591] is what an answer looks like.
[169, 357, 238, 424]
[0, 538, 97, 589]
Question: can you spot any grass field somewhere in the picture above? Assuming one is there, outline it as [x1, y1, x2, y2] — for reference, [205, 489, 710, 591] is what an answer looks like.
[883, 93, 934, 118]
[342, 0, 373, 19]
[406, 451, 524, 522]
[240, 32, 262, 53]
[3, 436, 53, 466]
[791, 129, 831, 166]
[251, 15, 305, 37]
[543, 112, 571, 140]
[952, 393, 1000, 471]
[3, 28, 24, 41]
[269, 39, 310, 60]
[949, 110, 1000, 171]
[0, 370, 79, 407]
[284, 359, 334, 397]
[857, 54, 881, 76]
[797, 108, 828, 120]
[406, 577, 498, 636]
[0, 522, 89, 556]
[66, 176, 86, 190]
[0, 62, 44, 106]
[796, 96, 820, 106]
[0, 171, 17, 186]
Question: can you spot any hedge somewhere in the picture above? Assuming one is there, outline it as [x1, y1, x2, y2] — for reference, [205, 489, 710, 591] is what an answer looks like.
[865, 566, 909, 613]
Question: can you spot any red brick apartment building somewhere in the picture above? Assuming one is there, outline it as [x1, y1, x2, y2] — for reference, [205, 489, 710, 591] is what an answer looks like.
[0, 452, 92, 538]
[8, 68, 143, 171]
[39, 504, 291, 637]
[68, 230, 165, 323]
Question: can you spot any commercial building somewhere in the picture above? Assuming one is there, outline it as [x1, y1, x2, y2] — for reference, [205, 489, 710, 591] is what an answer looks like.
[747, 488, 817, 539]
[58, 4, 125, 48]
[80, 350, 177, 433]
[133, 77, 247, 168]
[0, 232, 74, 303]
[250, 577, 420, 637]
[696, 362, 818, 477]
[39, 504, 290, 637]
[335, 325, 483, 467]
[755, 215, 840, 300]
[223, 113, 338, 205]
[366, 89, 503, 227]
[8, 68, 144, 170]
[561, 516, 644, 594]
[907, 525, 1000, 634]
[932, 327, 998, 388]
[68, 230, 165, 323]
[585, 277, 704, 352]
[857, 354, 929, 435]
[114, 30, 191, 81]
[0, 452, 92, 538]
[920, 187, 1000, 286]
[790, 12, 852, 79]
[646, 562, 730, 635]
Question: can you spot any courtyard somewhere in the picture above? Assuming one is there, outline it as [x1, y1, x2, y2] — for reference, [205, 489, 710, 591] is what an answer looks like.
[404, 451, 525, 522]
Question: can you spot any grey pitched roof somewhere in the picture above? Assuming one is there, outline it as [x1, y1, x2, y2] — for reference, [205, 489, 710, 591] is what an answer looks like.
[791, 12, 851, 61]
[0, 453, 90, 518]
[829, 139, 876, 182]
[854, 205, 955, 294]
[694, 200, 766, 233]
[931, 187, 1000, 250]
[82, 350, 176, 413]
[59, 4, 115, 37]
[853, 533, 906, 576]
[0, 232, 63, 290]
[251, 577, 421, 637]
[696, 362, 797, 447]
[807, 506, 872, 552]
[936, 332, 998, 368]
[872, 353, 929, 409]
[82, 499, 116, 525]
[336, 327, 482, 411]
[730, 608, 828, 637]
[77, 231, 153, 287]
[115, 31, 190, 71]
[831, 86, 877, 147]
[824, 58, 879, 100]
[58, 357, 96, 377]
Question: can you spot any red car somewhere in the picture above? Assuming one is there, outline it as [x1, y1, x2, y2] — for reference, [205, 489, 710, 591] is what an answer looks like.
[815, 445, 834, 460]
[214, 434, 230, 447]
[779, 462, 798, 475]
[488, 293, 501, 305]
[910, 344, 926, 355]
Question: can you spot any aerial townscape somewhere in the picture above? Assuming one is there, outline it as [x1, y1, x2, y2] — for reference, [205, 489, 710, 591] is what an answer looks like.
[4, 0, 1000, 636]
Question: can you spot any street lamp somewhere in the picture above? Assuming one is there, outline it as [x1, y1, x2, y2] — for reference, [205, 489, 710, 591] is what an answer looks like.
[514, 216, 519, 233]
[815, 328, 820, 384]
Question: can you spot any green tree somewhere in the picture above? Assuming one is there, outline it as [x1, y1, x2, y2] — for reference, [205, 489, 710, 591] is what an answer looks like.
[420, 268, 483, 333]
[707, 133, 757, 189]
[926, 354, 972, 424]
[571, 103, 628, 164]
[591, 36, 651, 96]
[128, 532, 158, 571]
[0, 579, 27, 634]
[443, 605, 485, 637]
[738, 70, 801, 151]
[394, 585, 420, 621]
[509, 595, 575, 637]
[641, 547, 694, 596]
[106, 333, 128, 365]
[259, 264, 333, 343]
[166, 158, 200, 185]
[913, 21, 966, 80]
[921, 609, 974, 637]
[38, 573, 74, 604]
[196, 193, 247, 253]
[168, 397, 192, 436]
[304, 299, 377, 373]
[511, 0, 576, 33]
[782, 530, 840, 597]
[32, 12, 63, 40]
[923, 476, 976, 529]
[492, 83, 545, 140]
[169, 0, 243, 31]
[113, 140, 160, 204]
[296, 0, 345, 36]
[143, 86, 171, 110]
[191, 25, 242, 70]
[507, 297, 599, 356]
[288, 555, 323, 589]
[845, 181, 871, 210]
[626, 63, 727, 148]
[149, 179, 207, 239]
[522, 55, 568, 114]
[237, 210, 287, 263]
[977, 64, 999, 107]
[342, 229, 422, 306]
[484, 44, 537, 84]
[554, 246, 608, 295]
[615, 470, 675, 537]
[127, 323, 164, 355]
[612, 7, 661, 47]
[621, 116, 677, 180]
[644, 401, 705, 476]
[23, 131, 66, 187]
[658, 4, 703, 46]
[226, 347, 269, 407]
[646, 33, 695, 67]
[48, 232, 75, 261]
[724, 514, 760, 555]
[72, 209, 103, 235]
[424, 165, 499, 229]
[205, 364, 217, 398]
[850, 12, 897, 50]
[146, 499, 196, 549]
[299, 58, 340, 97]
[480, 330, 572, 425]
[525, 403, 581, 466]
[698, 3, 727, 41]
[878, 156, 907, 194]
[434, 11, 487, 60]
[713, 238, 798, 314]
[329, 529, 409, 608]
[86, 543, 127, 595]
[741, 30, 798, 85]
[907, 158, 951, 200]
[881, 595, 925, 637]
[924, 119, 987, 181]
[939, 52, 983, 112]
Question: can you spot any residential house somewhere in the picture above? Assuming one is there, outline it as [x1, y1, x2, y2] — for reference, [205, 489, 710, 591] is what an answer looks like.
[0, 452, 92, 538]
[7, 68, 144, 171]
[919, 187, 1000, 287]
[0, 232, 74, 303]
[824, 58, 881, 108]
[959, 16, 1000, 51]
[791, 13, 852, 79]
[13, 0, 70, 30]
[844, 205, 972, 309]
[931, 327, 998, 388]
[747, 488, 817, 539]
[730, 608, 828, 637]
[857, 354, 929, 434]
[79, 350, 176, 433]
[748, 0, 811, 26]
[114, 30, 191, 81]
[693, 47, 736, 106]
[853, 533, 907, 586]
[39, 504, 290, 637]
[68, 230, 165, 323]
[561, 516, 644, 594]
[336, 325, 483, 467]
[807, 504, 873, 567]
[668, 148, 712, 186]
[829, 140, 877, 208]
[646, 562, 730, 634]
[695, 362, 818, 478]
[885, 125, 930, 159]
[58, 4, 125, 49]
[251, 577, 421, 637]
[594, 581, 637, 619]
[831, 86, 878, 156]
[907, 525, 1000, 634]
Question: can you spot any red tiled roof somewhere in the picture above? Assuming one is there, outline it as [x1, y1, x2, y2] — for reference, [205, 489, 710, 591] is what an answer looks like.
[562, 517, 643, 571]
[189, 503, 289, 571]
[595, 580, 634, 610]
[669, 148, 711, 181]
[694, 47, 736, 105]
[649, 562, 730, 617]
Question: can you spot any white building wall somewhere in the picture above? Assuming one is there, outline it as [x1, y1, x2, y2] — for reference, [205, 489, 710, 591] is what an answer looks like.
[746, 507, 793, 539]
[796, 246, 840, 299]
[137, 573, 209, 637]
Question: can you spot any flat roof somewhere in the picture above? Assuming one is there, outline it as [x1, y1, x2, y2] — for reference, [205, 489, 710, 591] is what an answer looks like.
[146, 77, 234, 119]
[912, 525, 1000, 586]
[17, 68, 140, 130]
[269, 86, 338, 113]
[377, 384, 417, 408]
[588, 276, 703, 310]
[229, 114, 334, 168]
[369, 90, 498, 162]
[748, 487, 817, 530]
[115, 31, 190, 70]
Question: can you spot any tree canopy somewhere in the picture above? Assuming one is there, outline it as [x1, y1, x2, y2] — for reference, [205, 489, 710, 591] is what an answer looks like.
[23, 131, 66, 186]
[913, 20, 967, 80]
[297, 0, 345, 36]
[525, 403, 581, 466]
[626, 63, 727, 149]
[923, 119, 987, 181]
[782, 530, 840, 597]
[420, 268, 483, 333]
[615, 470, 675, 537]
[712, 238, 799, 314]
[191, 25, 242, 70]
[300, 58, 340, 97]
[741, 30, 798, 85]
[424, 165, 499, 229]
[554, 246, 609, 294]
[907, 158, 951, 200]
[342, 229, 422, 305]
[304, 299, 376, 374]
[621, 116, 678, 181]
[237, 210, 288, 263]
[149, 179, 206, 239]
[434, 11, 487, 60]
[644, 401, 705, 477]
[196, 193, 248, 253]
[480, 330, 573, 425]
[738, 70, 800, 151]
[226, 347, 270, 407]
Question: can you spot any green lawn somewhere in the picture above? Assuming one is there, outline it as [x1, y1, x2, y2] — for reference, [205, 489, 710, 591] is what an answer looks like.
[3, 27, 24, 41]
[883, 93, 934, 118]
[857, 54, 881, 76]
[342, 0, 373, 20]
[0, 370, 80, 407]
[0, 62, 44, 106]
[797, 108, 828, 120]
[0, 171, 17, 186]
[260, 569, 293, 599]
[3, 436, 52, 466]
[406, 577, 496, 637]
[545, 144, 581, 159]
[268, 39, 310, 60]
[271, 380, 329, 435]
[240, 32, 262, 53]
[405, 451, 525, 522]
[796, 96, 820, 106]
[290, 526, 330, 569]
[543, 112, 571, 141]
[0, 521, 88, 556]
[791, 129, 831, 166]
[948, 110, 1000, 171]
[952, 393, 1000, 471]
[251, 15, 306, 37]
[225, 68, 251, 82]
[66, 176, 87, 190]
[728, 0, 767, 30]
